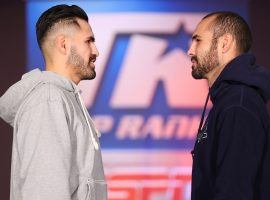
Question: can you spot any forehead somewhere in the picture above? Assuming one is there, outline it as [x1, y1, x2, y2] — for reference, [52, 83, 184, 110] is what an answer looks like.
[192, 16, 215, 38]
[76, 18, 94, 37]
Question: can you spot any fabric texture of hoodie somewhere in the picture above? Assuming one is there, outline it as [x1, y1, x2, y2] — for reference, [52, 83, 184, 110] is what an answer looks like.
[191, 54, 270, 200]
[0, 69, 107, 200]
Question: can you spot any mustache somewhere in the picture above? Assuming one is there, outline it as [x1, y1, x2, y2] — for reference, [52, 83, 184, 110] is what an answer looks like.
[191, 56, 198, 62]
[89, 55, 97, 63]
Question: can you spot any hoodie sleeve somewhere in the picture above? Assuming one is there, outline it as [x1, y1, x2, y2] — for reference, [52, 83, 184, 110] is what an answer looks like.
[213, 106, 265, 200]
[16, 100, 72, 200]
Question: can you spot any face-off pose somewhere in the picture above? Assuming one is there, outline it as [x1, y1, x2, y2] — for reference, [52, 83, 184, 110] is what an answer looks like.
[0, 4, 107, 200]
[188, 11, 270, 200]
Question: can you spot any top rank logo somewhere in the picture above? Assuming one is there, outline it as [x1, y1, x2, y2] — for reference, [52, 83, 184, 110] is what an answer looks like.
[77, 13, 208, 149]
[80, 13, 206, 108]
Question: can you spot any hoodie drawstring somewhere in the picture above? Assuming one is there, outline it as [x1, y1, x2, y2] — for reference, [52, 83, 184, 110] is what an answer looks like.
[197, 92, 210, 134]
[77, 92, 99, 150]
[191, 92, 210, 158]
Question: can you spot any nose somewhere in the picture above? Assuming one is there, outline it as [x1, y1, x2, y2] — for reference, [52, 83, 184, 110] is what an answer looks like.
[91, 43, 99, 57]
[187, 42, 195, 57]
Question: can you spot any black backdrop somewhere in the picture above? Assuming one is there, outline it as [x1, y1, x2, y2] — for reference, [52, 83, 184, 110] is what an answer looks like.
[0, 1, 25, 197]
[0, 0, 269, 198]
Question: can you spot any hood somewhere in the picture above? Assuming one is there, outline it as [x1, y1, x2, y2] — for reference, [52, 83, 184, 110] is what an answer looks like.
[0, 68, 79, 126]
[210, 54, 270, 103]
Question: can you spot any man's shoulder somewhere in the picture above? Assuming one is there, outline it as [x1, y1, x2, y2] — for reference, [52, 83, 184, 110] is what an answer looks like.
[219, 83, 267, 118]
[222, 83, 263, 105]
[22, 82, 71, 111]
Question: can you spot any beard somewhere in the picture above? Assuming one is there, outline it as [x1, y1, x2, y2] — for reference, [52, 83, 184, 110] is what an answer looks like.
[67, 46, 96, 80]
[191, 39, 219, 79]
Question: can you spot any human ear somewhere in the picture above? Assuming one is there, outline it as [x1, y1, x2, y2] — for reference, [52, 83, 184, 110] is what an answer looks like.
[221, 33, 234, 53]
[55, 34, 68, 55]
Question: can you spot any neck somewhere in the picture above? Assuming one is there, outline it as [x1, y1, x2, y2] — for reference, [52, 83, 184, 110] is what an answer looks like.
[45, 64, 80, 85]
[206, 53, 239, 87]
[206, 64, 226, 87]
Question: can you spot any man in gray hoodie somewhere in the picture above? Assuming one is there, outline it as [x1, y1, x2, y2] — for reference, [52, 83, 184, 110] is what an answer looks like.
[0, 4, 107, 200]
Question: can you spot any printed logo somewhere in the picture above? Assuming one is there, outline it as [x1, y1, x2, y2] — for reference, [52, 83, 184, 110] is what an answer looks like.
[77, 13, 208, 149]
[197, 119, 208, 143]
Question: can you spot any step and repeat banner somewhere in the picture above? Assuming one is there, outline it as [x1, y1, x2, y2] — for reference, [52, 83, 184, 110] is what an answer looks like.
[26, 1, 248, 199]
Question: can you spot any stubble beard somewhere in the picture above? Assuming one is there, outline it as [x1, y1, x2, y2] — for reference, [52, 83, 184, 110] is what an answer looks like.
[67, 46, 96, 81]
[191, 39, 219, 80]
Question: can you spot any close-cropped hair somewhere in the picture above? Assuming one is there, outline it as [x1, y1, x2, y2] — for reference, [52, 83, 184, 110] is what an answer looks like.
[36, 4, 88, 50]
[203, 11, 252, 53]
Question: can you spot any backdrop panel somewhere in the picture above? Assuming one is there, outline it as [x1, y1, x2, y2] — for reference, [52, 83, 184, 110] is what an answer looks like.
[26, 1, 249, 199]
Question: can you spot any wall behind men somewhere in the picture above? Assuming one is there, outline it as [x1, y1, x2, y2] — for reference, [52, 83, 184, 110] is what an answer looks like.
[0, 0, 269, 199]
[0, 1, 25, 198]
[250, 0, 270, 67]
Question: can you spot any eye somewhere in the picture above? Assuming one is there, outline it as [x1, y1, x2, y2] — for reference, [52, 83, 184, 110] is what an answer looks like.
[196, 38, 201, 42]
[85, 37, 96, 45]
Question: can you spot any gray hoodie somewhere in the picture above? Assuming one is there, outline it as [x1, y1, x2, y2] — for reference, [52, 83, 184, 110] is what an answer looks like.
[0, 69, 107, 200]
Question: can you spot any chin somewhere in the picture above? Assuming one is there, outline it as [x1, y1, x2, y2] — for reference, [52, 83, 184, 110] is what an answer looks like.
[192, 71, 204, 79]
[82, 71, 96, 80]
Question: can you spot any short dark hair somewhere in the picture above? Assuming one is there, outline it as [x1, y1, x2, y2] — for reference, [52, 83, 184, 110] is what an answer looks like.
[203, 11, 252, 53]
[36, 4, 88, 50]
